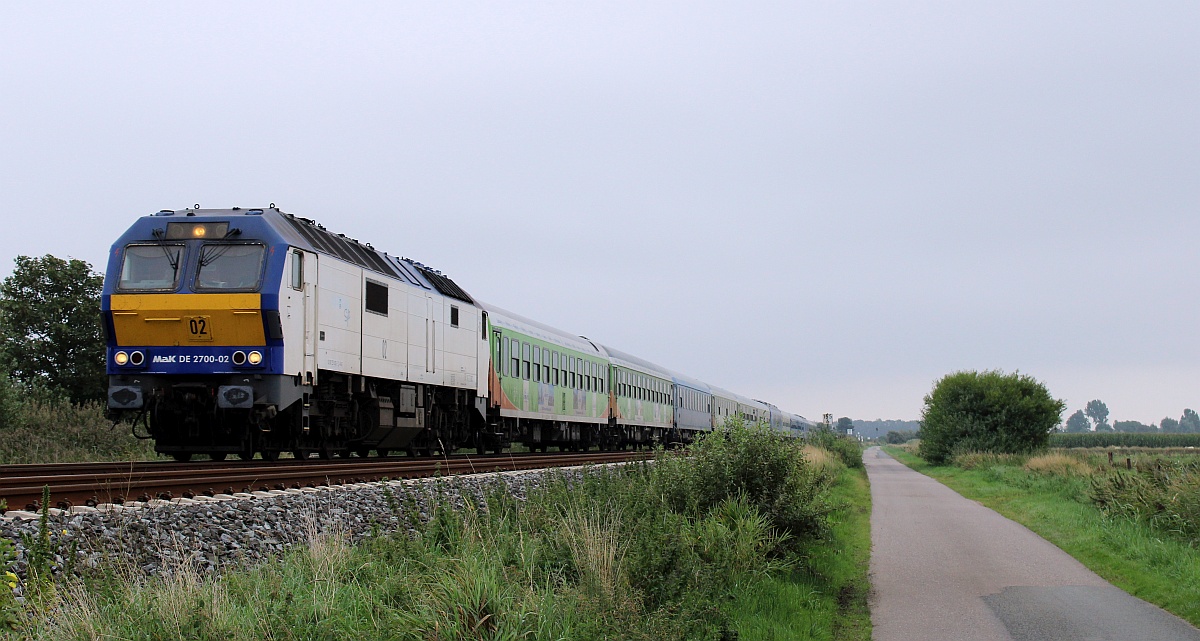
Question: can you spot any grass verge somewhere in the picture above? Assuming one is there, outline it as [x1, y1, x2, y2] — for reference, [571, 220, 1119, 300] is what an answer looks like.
[0, 386, 157, 464]
[884, 446, 1200, 626]
[730, 466, 872, 641]
[4, 426, 871, 640]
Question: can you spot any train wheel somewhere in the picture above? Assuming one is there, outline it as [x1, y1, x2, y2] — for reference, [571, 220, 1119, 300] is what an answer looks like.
[210, 453, 227, 462]
[318, 445, 333, 460]
[292, 450, 310, 460]
[356, 447, 371, 458]
[377, 449, 390, 458]
[172, 452, 192, 462]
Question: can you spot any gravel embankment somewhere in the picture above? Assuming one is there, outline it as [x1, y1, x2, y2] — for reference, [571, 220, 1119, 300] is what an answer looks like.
[1, 466, 587, 583]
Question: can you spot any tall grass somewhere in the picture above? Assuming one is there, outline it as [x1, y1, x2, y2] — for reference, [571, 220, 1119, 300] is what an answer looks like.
[805, 430, 864, 470]
[951, 451, 1026, 470]
[938, 446, 1200, 545]
[5, 424, 860, 640]
[1089, 461, 1200, 543]
[0, 383, 157, 464]
[1024, 453, 1091, 476]
[729, 466, 873, 641]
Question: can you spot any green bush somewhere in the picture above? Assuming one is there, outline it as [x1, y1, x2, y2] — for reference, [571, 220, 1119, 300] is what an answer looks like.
[883, 430, 919, 444]
[1050, 433, 1200, 449]
[806, 429, 865, 469]
[653, 420, 835, 544]
[919, 370, 1065, 465]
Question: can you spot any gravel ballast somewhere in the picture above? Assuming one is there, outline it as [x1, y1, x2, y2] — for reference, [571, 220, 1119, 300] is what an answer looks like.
[1, 466, 598, 584]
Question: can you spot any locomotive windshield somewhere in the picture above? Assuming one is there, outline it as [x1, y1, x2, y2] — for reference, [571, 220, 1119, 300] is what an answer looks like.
[195, 243, 266, 290]
[119, 244, 184, 291]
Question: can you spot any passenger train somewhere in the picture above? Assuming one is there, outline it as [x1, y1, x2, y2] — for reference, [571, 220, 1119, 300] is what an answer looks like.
[103, 206, 813, 461]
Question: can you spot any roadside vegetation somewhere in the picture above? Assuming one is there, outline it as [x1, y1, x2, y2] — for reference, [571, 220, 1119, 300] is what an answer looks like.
[0, 255, 157, 465]
[918, 369, 1064, 464]
[2, 423, 871, 640]
[889, 369, 1200, 625]
[0, 382, 156, 465]
[885, 444, 1200, 626]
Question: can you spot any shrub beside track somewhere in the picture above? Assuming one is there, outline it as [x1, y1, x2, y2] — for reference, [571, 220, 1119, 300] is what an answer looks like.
[2, 425, 872, 640]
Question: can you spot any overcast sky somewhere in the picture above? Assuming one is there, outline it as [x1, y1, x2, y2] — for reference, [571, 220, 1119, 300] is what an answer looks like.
[2, 2, 1197, 423]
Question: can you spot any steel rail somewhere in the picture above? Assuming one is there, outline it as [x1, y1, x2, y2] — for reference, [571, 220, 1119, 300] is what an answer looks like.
[0, 451, 651, 513]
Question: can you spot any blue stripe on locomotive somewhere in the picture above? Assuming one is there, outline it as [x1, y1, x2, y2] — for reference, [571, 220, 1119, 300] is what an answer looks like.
[108, 345, 285, 375]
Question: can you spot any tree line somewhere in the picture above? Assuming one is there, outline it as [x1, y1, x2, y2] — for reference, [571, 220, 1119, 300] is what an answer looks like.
[1062, 399, 1200, 434]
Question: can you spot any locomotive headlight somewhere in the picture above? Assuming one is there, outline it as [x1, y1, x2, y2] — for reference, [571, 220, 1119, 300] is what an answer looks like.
[114, 351, 129, 366]
[247, 351, 263, 365]
[130, 351, 145, 366]
[232, 351, 247, 365]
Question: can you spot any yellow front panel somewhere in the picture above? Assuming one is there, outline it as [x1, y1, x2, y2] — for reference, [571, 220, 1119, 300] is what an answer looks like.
[110, 294, 266, 347]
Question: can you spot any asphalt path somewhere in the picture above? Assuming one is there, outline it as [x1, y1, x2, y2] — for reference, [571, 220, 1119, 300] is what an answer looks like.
[865, 446, 1200, 641]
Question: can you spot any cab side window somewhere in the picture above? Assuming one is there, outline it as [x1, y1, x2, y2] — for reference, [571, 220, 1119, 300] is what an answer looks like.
[291, 251, 303, 290]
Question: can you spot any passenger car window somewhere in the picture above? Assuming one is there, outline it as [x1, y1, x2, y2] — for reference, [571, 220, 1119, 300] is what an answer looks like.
[502, 336, 510, 377]
[510, 338, 520, 376]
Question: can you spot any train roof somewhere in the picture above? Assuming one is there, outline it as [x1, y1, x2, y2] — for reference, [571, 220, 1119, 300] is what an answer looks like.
[118, 207, 815, 424]
[122, 206, 476, 304]
[599, 345, 674, 380]
[670, 372, 711, 393]
[481, 303, 607, 356]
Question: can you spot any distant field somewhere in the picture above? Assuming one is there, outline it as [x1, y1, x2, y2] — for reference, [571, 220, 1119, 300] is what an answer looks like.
[1050, 433, 1200, 448]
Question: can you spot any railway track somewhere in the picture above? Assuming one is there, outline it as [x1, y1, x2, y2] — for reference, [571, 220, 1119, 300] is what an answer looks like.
[0, 450, 650, 513]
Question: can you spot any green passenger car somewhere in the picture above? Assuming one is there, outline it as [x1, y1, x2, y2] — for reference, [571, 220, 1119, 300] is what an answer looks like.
[483, 304, 612, 451]
[601, 345, 675, 446]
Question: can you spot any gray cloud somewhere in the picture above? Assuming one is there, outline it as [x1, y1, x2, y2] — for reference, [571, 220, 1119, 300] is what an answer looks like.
[1, 1, 1196, 422]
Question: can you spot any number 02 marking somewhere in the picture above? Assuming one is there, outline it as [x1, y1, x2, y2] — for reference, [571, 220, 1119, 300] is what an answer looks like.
[188, 317, 212, 341]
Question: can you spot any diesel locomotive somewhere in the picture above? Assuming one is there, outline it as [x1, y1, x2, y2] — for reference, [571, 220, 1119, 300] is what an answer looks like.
[103, 206, 811, 461]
